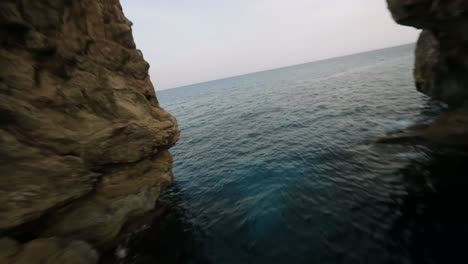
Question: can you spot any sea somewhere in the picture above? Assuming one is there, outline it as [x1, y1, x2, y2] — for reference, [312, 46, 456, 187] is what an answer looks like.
[119, 44, 468, 264]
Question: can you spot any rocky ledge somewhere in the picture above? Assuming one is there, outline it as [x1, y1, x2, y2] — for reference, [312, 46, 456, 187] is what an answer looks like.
[0, 0, 179, 263]
[382, 0, 468, 146]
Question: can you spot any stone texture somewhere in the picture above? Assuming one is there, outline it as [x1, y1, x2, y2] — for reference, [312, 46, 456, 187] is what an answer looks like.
[43, 151, 174, 246]
[0, 0, 179, 260]
[384, 0, 468, 146]
[387, 0, 468, 106]
[378, 108, 468, 147]
[0, 237, 98, 264]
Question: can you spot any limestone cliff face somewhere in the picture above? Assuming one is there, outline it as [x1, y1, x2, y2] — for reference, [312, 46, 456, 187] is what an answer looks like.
[388, 0, 468, 107]
[0, 0, 179, 262]
[382, 0, 468, 146]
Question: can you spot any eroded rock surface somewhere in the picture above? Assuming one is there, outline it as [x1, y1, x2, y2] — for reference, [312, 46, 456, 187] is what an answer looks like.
[378, 107, 468, 148]
[385, 0, 468, 145]
[388, 0, 468, 106]
[0, 237, 99, 264]
[0, 0, 179, 261]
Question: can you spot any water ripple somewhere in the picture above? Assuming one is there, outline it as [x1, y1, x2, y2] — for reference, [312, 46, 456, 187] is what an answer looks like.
[121, 45, 468, 264]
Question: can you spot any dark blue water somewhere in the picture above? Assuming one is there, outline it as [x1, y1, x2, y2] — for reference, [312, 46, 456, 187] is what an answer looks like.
[121, 45, 468, 264]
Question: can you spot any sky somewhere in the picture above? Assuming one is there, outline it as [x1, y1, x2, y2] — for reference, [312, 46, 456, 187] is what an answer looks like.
[120, 0, 419, 90]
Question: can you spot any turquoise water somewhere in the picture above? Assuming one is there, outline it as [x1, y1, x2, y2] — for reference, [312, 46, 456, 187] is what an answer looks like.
[122, 45, 468, 264]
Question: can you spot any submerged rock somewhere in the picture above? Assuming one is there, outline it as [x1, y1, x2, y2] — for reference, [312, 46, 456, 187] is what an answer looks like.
[0, 0, 179, 261]
[378, 108, 468, 148]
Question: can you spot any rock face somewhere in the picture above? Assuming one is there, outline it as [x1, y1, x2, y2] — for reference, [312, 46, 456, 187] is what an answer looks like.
[377, 109, 468, 147]
[0, 238, 98, 264]
[384, 0, 468, 146]
[0, 0, 179, 262]
[387, 0, 468, 107]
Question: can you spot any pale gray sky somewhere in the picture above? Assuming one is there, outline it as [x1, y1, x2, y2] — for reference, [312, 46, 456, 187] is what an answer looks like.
[121, 0, 419, 90]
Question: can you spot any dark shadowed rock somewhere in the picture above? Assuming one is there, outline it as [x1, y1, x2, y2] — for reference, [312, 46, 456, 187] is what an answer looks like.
[388, 0, 468, 107]
[0, 237, 99, 264]
[378, 108, 468, 148]
[385, 0, 468, 146]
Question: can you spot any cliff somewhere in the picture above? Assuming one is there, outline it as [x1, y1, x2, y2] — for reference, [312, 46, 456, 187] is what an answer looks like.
[388, 0, 468, 106]
[381, 0, 468, 146]
[0, 0, 179, 263]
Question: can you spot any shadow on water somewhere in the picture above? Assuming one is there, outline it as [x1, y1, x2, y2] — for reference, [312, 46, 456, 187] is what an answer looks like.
[102, 185, 211, 264]
[121, 46, 468, 263]
[110, 147, 468, 264]
[389, 149, 468, 264]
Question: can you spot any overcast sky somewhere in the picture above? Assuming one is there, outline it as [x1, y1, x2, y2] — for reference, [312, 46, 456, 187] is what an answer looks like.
[120, 0, 419, 90]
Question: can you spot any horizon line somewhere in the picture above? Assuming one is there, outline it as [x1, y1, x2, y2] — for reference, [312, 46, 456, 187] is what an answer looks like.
[156, 42, 415, 93]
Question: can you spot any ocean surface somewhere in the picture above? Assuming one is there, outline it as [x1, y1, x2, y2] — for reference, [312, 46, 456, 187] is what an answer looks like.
[122, 45, 468, 264]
